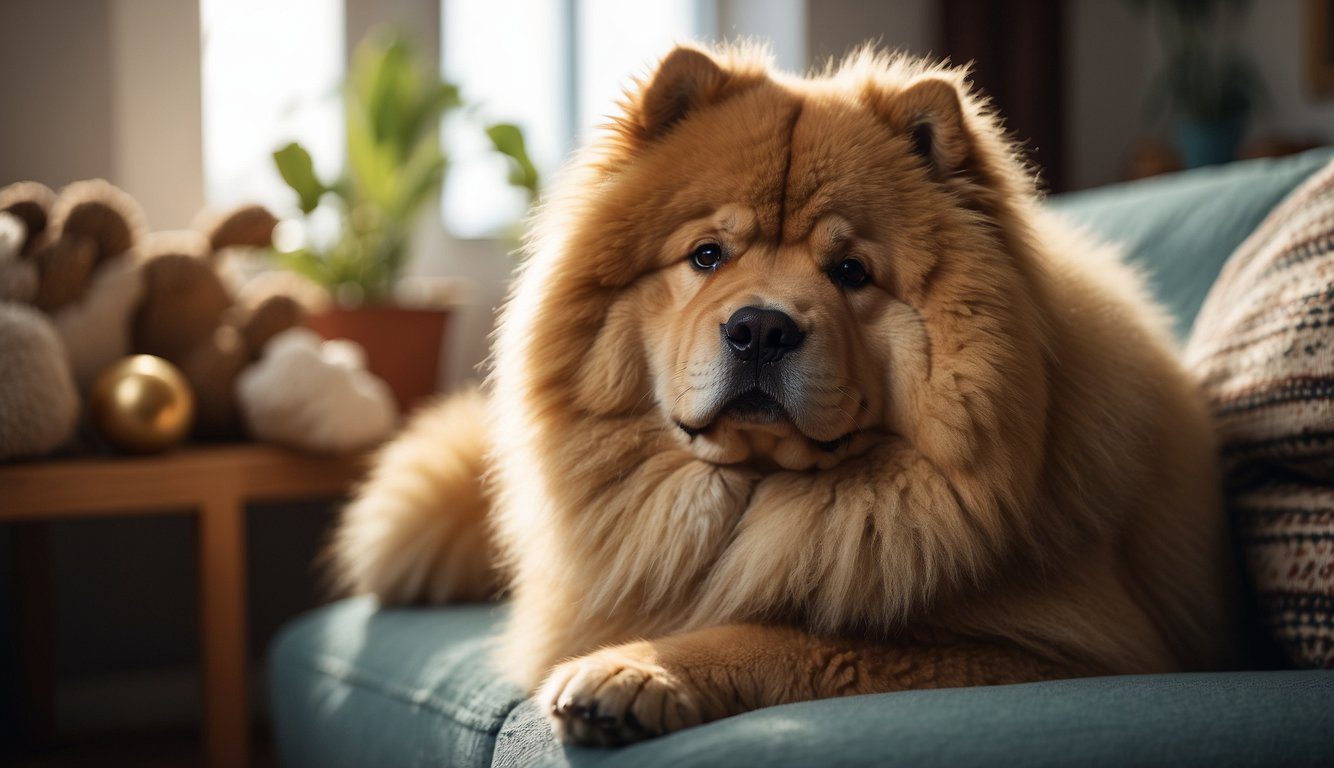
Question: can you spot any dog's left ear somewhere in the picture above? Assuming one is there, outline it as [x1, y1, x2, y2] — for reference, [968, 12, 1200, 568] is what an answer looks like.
[863, 77, 972, 177]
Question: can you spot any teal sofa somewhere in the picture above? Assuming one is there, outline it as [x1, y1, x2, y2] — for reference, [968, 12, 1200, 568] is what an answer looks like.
[268, 150, 1334, 768]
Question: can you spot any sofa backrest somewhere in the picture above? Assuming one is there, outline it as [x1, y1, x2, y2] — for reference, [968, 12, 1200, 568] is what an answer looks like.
[1049, 147, 1334, 339]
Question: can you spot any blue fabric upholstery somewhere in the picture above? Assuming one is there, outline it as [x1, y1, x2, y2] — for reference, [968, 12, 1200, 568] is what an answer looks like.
[498, 672, 1334, 768]
[1050, 147, 1333, 338]
[268, 598, 522, 768]
[271, 599, 1334, 768]
[269, 152, 1334, 767]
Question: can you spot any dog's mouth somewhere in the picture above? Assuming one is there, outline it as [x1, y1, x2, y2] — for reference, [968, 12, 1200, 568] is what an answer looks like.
[718, 388, 785, 423]
[677, 389, 851, 453]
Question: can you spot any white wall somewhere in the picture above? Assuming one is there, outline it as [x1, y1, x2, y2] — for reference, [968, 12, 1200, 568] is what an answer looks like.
[0, 0, 202, 230]
[1065, 0, 1155, 190]
[110, 0, 204, 230]
[804, 0, 935, 65]
[0, 1, 115, 187]
[717, 0, 808, 71]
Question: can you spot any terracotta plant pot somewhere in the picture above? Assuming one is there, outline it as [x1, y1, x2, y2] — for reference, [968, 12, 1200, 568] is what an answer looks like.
[306, 306, 450, 414]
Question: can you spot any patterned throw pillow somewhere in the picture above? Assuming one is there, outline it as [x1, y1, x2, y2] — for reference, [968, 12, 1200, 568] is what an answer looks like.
[1185, 160, 1334, 669]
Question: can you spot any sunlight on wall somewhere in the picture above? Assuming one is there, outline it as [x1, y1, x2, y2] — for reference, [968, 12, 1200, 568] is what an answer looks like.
[200, 0, 344, 214]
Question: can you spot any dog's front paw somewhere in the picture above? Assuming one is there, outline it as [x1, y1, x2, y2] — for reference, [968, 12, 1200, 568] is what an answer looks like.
[539, 644, 704, 746]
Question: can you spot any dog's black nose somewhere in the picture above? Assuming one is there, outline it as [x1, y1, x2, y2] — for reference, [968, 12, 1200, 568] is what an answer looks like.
[722, 306, 805, 363]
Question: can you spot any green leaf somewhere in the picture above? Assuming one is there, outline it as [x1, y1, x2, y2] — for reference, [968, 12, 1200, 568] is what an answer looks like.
[346, 108, 395, 205]
[392, 141, 446, 221]
[399, 82, 462, 156]
[273, 247, 330, 285]
[486, 123, 539, 198]
[272, 143, 327, 214]
[369, 39, 413, 154]
[349, 29, 459, 167]
[275, 25, 538, 298]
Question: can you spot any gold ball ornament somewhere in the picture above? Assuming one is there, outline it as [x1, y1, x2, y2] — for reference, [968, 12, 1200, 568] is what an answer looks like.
[89, 355, 195, 453]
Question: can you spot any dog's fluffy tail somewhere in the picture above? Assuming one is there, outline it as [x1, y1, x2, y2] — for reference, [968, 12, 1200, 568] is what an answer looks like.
[328, 387, 499, 604]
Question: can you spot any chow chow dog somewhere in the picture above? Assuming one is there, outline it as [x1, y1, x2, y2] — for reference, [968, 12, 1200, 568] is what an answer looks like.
[331, 44, 1234, 746]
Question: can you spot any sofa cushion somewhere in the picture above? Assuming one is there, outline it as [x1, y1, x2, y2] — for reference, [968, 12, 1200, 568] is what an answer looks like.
[270, 599, 1334, 768]
[1185, 159, 1334, 668]
[498, 671, 1334, 768]
[1051, 147, 1333, 338]
[267, 597, 523, 768]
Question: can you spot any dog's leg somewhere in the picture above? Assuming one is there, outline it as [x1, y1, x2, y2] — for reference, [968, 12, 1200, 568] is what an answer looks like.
[539, 623, 1077, 746]
[327, 387, 499, 604]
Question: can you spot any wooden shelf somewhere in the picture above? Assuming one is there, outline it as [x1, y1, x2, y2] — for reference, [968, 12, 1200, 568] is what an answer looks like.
[0, 443, 370, 768]
[0, 443, 367, 519]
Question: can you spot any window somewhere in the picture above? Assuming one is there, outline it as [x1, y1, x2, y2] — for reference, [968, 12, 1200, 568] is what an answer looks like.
[200, 0, 344, 214]
[441, 0, 710, 237]
[574, 0, 714, 135]
[202, 0, 724, 238]
[440, 0, 571, 237]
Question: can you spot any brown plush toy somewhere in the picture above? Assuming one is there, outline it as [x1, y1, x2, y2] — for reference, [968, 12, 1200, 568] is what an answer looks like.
[131, 206, 305, 439]
[0, 179, 307, 448]
[1, 180, 148, 312]
[2, 180, 150, 389]
[0, 180, 149, 459]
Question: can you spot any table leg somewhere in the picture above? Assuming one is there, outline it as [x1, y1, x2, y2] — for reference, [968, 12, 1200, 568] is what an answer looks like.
[198, 494, 250, 768]
[12, 522, 55, 745]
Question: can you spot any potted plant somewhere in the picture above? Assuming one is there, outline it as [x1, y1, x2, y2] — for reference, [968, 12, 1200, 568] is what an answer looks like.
[1130, 0, 1266, 168]
[271, 27, 537, 411]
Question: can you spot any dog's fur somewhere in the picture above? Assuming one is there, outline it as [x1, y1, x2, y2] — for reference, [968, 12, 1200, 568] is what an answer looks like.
[331, 45, 1235, 746]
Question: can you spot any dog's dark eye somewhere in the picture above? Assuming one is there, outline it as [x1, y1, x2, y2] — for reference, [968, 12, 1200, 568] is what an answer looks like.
[831, 258, 870, 288]
[690, 243, 723, 271]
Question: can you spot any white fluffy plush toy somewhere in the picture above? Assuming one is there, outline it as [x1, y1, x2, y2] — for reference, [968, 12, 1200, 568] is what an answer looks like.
[51, 254, 144, 388]
[0, 213, 80, 459]
[0, 213, 36, 302]
[236, 328, 398, 453]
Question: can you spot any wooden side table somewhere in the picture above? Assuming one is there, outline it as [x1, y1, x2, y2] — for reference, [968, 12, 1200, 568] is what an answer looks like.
[0, 444, 367, 768]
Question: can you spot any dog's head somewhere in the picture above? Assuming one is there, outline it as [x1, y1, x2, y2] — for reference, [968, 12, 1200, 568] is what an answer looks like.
[504, 45, 1047, 474]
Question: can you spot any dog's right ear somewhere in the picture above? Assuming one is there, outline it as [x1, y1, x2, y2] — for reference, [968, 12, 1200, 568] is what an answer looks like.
[628, 46, 733, 141]
[861, 76, 973, 179]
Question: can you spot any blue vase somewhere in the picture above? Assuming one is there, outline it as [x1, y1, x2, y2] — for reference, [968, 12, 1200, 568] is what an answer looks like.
[1174, 117, 1245, 168]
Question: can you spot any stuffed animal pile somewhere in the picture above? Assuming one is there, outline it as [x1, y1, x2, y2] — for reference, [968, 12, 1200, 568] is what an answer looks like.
[0, 179, 398, 460]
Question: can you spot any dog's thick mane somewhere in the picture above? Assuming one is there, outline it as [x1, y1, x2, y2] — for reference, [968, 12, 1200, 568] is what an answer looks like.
[479, 46, 1231, 689]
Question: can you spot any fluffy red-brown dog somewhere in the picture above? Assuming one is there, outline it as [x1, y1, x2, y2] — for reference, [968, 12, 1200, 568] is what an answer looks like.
[331, 44, 1235, 746]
